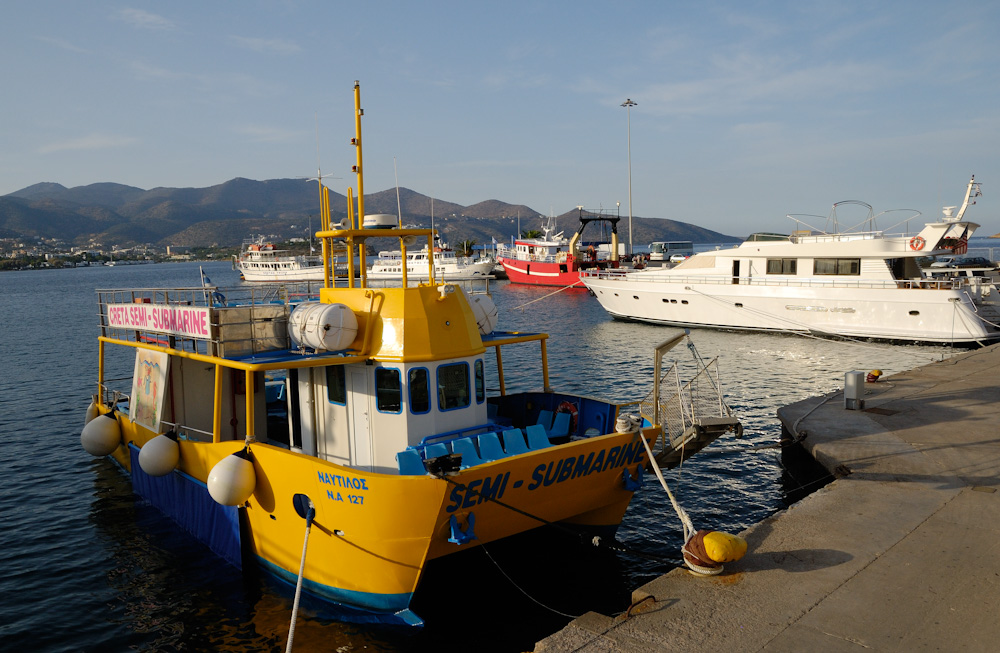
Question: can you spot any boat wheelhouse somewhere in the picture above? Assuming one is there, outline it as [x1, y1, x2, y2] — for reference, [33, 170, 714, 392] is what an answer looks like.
[582, 177, 1000, 345]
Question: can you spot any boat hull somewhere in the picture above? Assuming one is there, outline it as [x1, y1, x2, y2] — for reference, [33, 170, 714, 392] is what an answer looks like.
[584, 273, 1000, 344]
[109, 410, 652, 623]
[499, 258, 587, 287]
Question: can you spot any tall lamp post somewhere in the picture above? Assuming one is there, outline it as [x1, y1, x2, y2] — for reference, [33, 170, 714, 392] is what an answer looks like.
[621, 98, 636, 258]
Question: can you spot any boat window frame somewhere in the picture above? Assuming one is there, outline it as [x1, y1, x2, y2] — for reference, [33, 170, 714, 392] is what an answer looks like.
[766, 258, 798, 275]
[375, 367, 403, 414]
[814, 258, 861, 276]
[474, 359, 485, 404]
[408, 367, 431, 415]
[326, 365, 347, 405]
[437, 362, 471, 412]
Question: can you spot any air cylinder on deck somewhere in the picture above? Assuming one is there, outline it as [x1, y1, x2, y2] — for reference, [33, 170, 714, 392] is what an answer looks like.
[288, 302, 359, 351]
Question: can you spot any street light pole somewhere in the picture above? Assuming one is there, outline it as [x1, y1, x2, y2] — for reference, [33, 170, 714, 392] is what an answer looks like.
[621, 98, 637, 258]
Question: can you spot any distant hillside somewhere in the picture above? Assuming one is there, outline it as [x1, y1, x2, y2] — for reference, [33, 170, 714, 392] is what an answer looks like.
[1, 178, 741, 248]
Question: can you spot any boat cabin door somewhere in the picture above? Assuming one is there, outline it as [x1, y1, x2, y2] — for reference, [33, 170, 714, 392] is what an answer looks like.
[349, 369, 374, 470]
[732, 260, 741, 284]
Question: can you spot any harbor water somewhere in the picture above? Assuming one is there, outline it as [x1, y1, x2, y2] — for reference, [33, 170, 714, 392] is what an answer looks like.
[0, 260, 957, 652]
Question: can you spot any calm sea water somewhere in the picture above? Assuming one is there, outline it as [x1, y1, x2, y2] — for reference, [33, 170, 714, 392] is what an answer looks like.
[0, 261, 956, 652]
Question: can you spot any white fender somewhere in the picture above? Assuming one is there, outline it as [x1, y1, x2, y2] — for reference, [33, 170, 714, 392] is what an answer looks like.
[81, 412, 121, 456]
[138, 432, 180, 477]
[85, 397, 100, 426]
[207, 449, 257, 506]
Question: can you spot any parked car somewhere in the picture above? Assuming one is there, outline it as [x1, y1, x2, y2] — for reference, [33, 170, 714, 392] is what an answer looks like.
[929, 256, 956, 268]
[669, 254, 690, 263]
[954, 256, 995, 268]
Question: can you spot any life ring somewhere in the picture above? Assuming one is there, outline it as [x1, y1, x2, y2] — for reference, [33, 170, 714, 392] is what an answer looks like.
[909, 236, 926, 251]
[556, 401, 579, 433]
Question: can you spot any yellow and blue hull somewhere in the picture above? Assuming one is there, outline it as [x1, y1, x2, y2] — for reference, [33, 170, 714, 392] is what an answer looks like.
[108, 411, 652, 625]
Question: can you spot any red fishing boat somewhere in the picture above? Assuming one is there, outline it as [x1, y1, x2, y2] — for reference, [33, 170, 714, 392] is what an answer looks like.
[498, 208, 622, 287]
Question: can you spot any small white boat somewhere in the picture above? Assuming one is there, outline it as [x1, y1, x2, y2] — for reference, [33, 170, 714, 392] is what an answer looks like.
[582, 176, 1000, 345]
[368, 245, 494, 281]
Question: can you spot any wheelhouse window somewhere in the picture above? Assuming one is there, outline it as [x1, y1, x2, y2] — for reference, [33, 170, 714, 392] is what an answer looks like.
[814, 258, 860, 275]
[408, 368, 430, 414]
[375, 368, 402, 413]
[437, 362, 471, 411]
[766, 258, 797, 275]
[326, 366, 346, 404]
[474, 360, 485, 404]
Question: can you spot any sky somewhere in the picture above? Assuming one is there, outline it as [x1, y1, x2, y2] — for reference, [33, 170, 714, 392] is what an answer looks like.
[3, 1, 999, 237]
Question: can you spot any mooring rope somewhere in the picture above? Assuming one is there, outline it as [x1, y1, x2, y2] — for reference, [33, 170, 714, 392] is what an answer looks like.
[284, 502, 315, 653]
[510, 282, 583, 311]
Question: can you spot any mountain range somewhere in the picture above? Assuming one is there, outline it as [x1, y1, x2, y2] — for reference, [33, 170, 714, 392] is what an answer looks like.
[1, 178, 740, 248]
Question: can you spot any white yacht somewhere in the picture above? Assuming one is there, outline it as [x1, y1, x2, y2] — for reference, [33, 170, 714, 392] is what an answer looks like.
[367, 245, 494, 281]
[582, 176, 1000, 345]
[234, 237, 326, 282]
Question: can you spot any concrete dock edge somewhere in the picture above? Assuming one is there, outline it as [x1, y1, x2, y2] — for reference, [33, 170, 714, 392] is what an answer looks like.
[535, 344, 1000, 652]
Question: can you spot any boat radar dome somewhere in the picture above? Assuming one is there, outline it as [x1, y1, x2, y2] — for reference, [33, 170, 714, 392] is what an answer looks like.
[81, 411, 121, 457]
[943, 206, 958, 221]
[138, 431, 180, 477]
[207, 449, 256, 506]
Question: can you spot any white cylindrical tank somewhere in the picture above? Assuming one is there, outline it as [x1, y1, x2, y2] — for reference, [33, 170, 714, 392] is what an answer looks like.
[288, 302, 359, 351]
[468, 294, 498, 335]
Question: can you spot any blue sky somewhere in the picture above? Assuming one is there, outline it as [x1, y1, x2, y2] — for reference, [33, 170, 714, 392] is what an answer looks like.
[3, 1, 999, 236]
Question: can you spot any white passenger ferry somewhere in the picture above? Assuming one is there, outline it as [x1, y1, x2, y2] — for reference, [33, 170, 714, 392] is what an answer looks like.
[368, 245, 494, 281]
[582, 177, 1000, 345]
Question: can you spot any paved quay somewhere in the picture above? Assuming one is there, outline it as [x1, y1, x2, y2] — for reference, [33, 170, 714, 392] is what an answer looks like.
[535, 344, 1000, 652]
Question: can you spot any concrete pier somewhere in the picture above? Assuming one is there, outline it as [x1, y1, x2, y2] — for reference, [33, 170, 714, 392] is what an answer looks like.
[536, 344, 1000, 652]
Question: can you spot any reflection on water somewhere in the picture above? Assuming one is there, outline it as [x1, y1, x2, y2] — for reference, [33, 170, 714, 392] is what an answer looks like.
[0, 263, 957, 652]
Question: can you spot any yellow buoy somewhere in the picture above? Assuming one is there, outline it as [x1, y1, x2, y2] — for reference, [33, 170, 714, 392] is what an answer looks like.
[207, 449, 256, 506]
[80, 412, 121, 457]
[702, 531, 748, 563]
[683, 529, 748, 576]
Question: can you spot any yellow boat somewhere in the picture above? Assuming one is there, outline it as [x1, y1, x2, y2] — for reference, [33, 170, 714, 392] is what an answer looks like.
[80, 82, 736, 626]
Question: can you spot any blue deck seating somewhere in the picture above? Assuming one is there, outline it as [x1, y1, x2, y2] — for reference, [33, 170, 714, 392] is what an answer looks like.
[502, 429, 529, 456]
[451, 437, 484, 468]
[477, 432, 506, 462]
[424, 442, 450, 459]
[550, 412, 571, 439]
[536, 409, 554, 431]
[396, 449, 426, 475]
[525, 424, 552, 450]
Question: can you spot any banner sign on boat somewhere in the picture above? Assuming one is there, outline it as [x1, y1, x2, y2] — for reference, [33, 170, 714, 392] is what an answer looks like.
[106, 303, 212, 340]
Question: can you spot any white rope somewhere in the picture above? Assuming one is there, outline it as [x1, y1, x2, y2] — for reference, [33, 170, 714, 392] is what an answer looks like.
[638, 432, 695, 542]
[285, 511, 314, 653]
[510, 282, 583, 311]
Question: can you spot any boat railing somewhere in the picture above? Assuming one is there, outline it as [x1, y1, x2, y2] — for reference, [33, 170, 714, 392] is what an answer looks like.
[639, 357, 732, 450]
[580, 270, 970, 291]
[95, 284, 322, 360]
